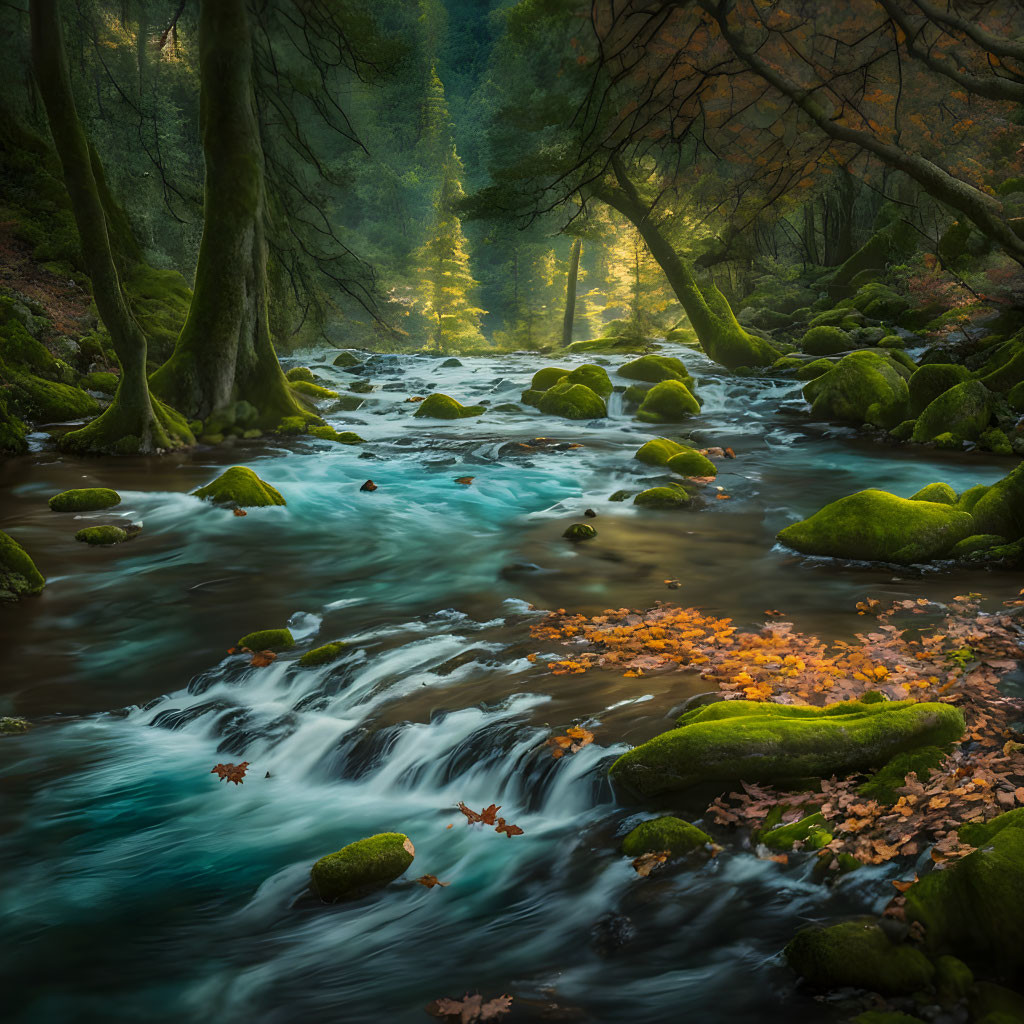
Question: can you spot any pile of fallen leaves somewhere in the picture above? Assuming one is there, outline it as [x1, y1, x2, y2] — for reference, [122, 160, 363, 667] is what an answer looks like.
[533, 593, 1024, 868]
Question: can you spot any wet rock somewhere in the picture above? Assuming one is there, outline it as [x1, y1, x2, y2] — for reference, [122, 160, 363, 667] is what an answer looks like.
[0, 716, 31, 735]
[75, 525, 128, 545]
[310, 832, 415, 901]
[633, 485, 691, 509]
[193, 467, 286, 508]
[290, 380, 339, 401]
[414, 394, 485, 419]
[298, 641, 348, 668]
[618, 354, 693, 385]
[563, 523, 597, 541]
[634, 437, 692, 466]
[237, 628, 294, 651]
[636, 379, 701, 423]
[285, 366, 315, 383]
[49, 487, 121, 512]
[666, 449, 716, 478]
[608, 490, 632, 502]
[360, 480, 377, 492]
[537, 381, 606, 420]
[440, 357, 462, 367]
[803, 350, 911, 429]
[584, 508, 597, 518]
[332, 351, 363, 368]
[621, 816, 710, 857]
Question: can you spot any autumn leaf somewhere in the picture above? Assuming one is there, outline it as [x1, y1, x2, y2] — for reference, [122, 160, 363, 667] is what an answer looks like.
[547, 725, 594, 757]
[233, 508, 247, 517]
[426, 993, 512, 1023]
[632, 850, 668, 876]
[405, 396, 425, 403]
[211, 761, 249, 785]
[416, 875, 451, 888]
[250, 650, 277, 668]
[455, 477, 474, 485]
[457, 802, 501, 826]
[360, 480, 377, 492]
[495, 818, 524, 838]
[724, 447, 735, 458]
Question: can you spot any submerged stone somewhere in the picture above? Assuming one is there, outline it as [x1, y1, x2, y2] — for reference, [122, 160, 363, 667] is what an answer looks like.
[414, 393, 485, 419]
[609, 697, 964, 798]
[298, 641, 348, 668]
[0, 530, 45, 601]
[308, 425, 363, 444]
[75, 525, 128, 545]
[777, 489, 973, 564]
[310, 832, 415, 901]
[563, 523, 597, 541]
[237, 628, 294, 651]
[48, 487, 121, 512]
[636, 379, 701, 423]
[192, 467, 286, 508]
[621, 816, 710, 857]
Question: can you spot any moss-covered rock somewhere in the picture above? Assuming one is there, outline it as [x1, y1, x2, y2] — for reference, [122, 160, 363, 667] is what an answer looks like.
[908, 482, 956, 505]
[636, 379, 701, 423]
[905, 809, 1024, 974]
[851, 282, 912, 321]
[298, 641, 348, 668]
[634, 437, 691, 466]
[979, 427, 1013, 456]
[192, 467, 286, 508]
[621, 816, 710, 857]
[290, 380, 339, 401]
[75, 525, 128, 545]
[666, 449, 716, 478]
[633, 485, 691, 509]
[310, 832, 415, 901]
[980, 346, 1024, 393]
[560, 364, 613, 399]
[414, 393, 485, 419]
[970, 462, 1024, 539]
[912, 380, 993, 444]
[237, 628, 294, 651]
[8, 372, 100, 422]
[858, 746, 948, 804]
[1007, 379, 1024, 412]
[796, 358, 834, 381]
[308, 425, 363, 444]
[933, 955, 974, 1003]
[563, 523, 597, 540]
[530, 366, 571, 392]
[350, 380, 373, 394]
[803, 351, 910, 429]
[889, 419, 916, 440]
[800, 325, 852, 356]
[777, 489, 974, 563]
[285, 366, 315, 383]
[0, 529, 45, 601]
[332, 351, 363, 368]
[956, 483, 990, 513]
[609, 697, 965, 798]
[537, 381, 606, 420]
[0, 715, 31, 734]
[49, 487, 121, 512]
[618, 354, 692, 385]
[808, 307, 862, 330]
[80, 371, 119, 395]
[785, 919, 934, 995]
[759, 811, 833, 851]
[908, 363, 973, 418]
[949, 533, 1008, 558]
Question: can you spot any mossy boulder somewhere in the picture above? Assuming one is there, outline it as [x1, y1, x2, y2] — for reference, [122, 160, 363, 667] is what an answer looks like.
[800, 325, 852, 356]
[537, 381, 606, 420]
[851, 282, 912, 321]
[970, 462, 1024, 539]
[979, 427, 1013, 456]
[796, 358, 834, 381]
[285, 366, 315, 383]
[666, 449, 716, 478]
[908, 482, 956, 505]
[609, 697, 965, 798]
[310, 832, 415, 901]
[529, 366, 571, 392]
[8, 372, 100, 422]
[785, 919, 934, 995]
[858, 746, 948, 804]
[636, 379, 701, 423]
[956, 483, 990, 513]
[298, 642, 348, 668]
[633, 485, 691, 509]
[618, 355, 692, 386]
[49, 487, 121, 512]
[980, 346, 1024, 392]
[912, 380, 992, 444]
[75, 525, 128, 545]
[905, 809, 1024, 974]
[290, 380, 339, 401]
[332, 351, 363, 368]
[237, 628, 294, 651]
[560, 364, 613, 399]
[808, 307, 861, 330]
[949, 534, 1007, 558]
[760, 811, 833, 851]
[308, 425, 363, 444]
[908, 363, 973, 418]
[563, 523, 597, 540]
[803, 351, 910, 429]
[777, 489, 974, 563]
[193, 467, 286, 508]
[0, 715, 31, 734]
[621, 816, 710, 857]
[0, 530, 45, 601]
[414, 394, 485, 419]
[634, 437, 691, 466]
[80, 371, 119, 395]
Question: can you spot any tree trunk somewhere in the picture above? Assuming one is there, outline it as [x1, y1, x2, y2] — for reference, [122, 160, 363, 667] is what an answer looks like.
[150, 0, 310, 430]
[561, 236, 581, 347]
[593, 159, 779, 369]
[833, 169, 856, 266]
[29, 0, 191, 454]
[802, 202, 819, 265]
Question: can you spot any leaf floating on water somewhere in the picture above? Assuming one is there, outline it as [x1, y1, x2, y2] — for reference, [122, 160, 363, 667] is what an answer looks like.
[716, 493, 731, 500]
[405, 396, 426, 403]
[360, 480, 378, 492]
[547, 725, 594, 758]
[211, 761, 249, 785]
[632, 850, 668, 876]
[426, 993, 512, 1022]
[250, 649, 277, 668]
[495, 818, 524, 838]
[724, 447, 736, 458]
[416, 874, 451, 888]
[664, 578, 681, 589]
[457, 801, 500, 825]
[455, 477, 474, 485]
[233, 508, 247, 517]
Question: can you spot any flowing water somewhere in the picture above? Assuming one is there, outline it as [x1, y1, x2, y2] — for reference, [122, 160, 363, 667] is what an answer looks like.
[0, 344, 1019, 1023]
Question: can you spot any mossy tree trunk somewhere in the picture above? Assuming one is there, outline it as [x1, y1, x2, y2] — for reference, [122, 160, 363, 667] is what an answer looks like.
[149, 0, 309, 430]
[561, 237, 582, 347]
[29, 0, 191, 454]
[592, 157, 778, 369]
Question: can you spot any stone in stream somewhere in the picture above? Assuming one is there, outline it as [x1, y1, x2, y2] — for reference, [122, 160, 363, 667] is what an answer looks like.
[666, 449, 716, 478]
[310, 833, 415, 901]
[912, 379, 993, 444]
[633, 437, 692, 466]
[413, 393, 485, 419]
[608, 697, 964, 798]
[802, 349, 911, 429]
[236, 628, 294, 651]
[298, 641, 348, 668]
[617, 354, 692, 385]
[621, 816, 710, 858]
[49, 487, 121, 512]
[193, 467, 286, 508]
[0, 716, 31, 735]
[537, 381, 606, 420]
[75, 525, 129, 545]
[633, 485, 691, 509]
[635, 379, 701, 423]
[563, 523, 596, 541]
[0, 530, 45, 601]
[332, 351, 363, 368]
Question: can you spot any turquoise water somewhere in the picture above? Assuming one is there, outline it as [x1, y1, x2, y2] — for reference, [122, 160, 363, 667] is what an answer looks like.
[0, 345, 1017, 1023]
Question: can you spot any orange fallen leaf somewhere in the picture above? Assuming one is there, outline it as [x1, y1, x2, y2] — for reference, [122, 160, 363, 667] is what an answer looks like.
[724, 447, 736, 458]
[416, 875, 451, 888]
[250, 650, 277, 668]
[495, 818, 524, 838]
[405, 396, 425, 403]
[360, 480, 377, 492]
[233, 508, 247, 517]
[211, 761, 249, 785]
[455, 477, 474, 485]
[632, 850, 668, 876]
[716, 494, 731, 500]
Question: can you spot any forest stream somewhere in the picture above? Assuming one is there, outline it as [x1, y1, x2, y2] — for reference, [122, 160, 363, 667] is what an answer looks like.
[1, 341, 1020, 1023]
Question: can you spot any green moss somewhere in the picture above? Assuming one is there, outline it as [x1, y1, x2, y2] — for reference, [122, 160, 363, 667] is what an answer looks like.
[349, 380, 374, 394]
[1008, 380, 1024, 412]
[563, 523, 596, 540]
[971, 982, 1024, 1024]
[75, 525, 128, 545]
[908, 364, 973, 417]
[980, 347, 1024, 393]
[808, 308, 859, 330]
[529, 367, 571, 391]
[933, 955, 973, 1003]
[633, 485, 691, 509]
[609, 697, 965, 798]
[956, 484, 989, 513]
[912, 380, 992, 443]
[414, 393, 485, 419]
[0, 391, 28, 454]
[851, 282, 912, 321]
[80, 371, 119, 395]
[759, 811, 833, 851]
[0, 715, 31, 734]
[785, 919, 934, 995]
[771, 356, 804, 373]
[122, 264, 193, 365]
[634, 438, 691, 466]
[237, 628, 294, 651]
[804, 351, 910, 429]
[800, 325, 852, 356]
[971, 462, 1024, 539]
[556, 364, 613, 398]
[636, 379, 701, 423]
[49, 487, 121, 512]
[277, 416, 307, 435]
[949, 533, 1007, 558]
[889, 419, 916, 440]
[537, 381, 606, 420]
[192, 466, 286, 507]
[290, 380, 339, 401]
[666, 449, 716, 478]
[298, 641, 348, 668]
[796, 358, 834, 381]
[852, 1013, 925, 1024]
[308, 425, 363, 444]
[979, 427, 1013, 456]
[621, 816, 710, 857]
[0, 319, 58, 376]
[332, 351, 363, 368]
[310, 832, 415, 901]
[618, 355, 692, 385]
[0, 529, 45, 601]
[858, 746, 948, 803]
[905, 809, 1024, 973]
[285, 366, 315, 383]
[777, 489, 974, 563]
[609, 490, 632, 501]
[908, 482, 956, 505]
[7, 372, 100, 422]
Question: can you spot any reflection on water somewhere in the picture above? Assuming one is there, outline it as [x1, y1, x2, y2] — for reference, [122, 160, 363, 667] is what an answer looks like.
[0, 344, 1018, 1022]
